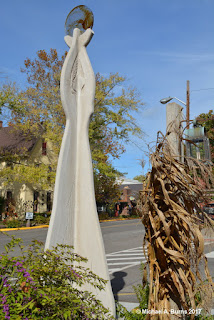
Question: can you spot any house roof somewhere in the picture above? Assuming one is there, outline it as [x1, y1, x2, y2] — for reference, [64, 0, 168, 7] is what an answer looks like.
[119, 183, 143, 193]
[0, 126, 38, 156]
[116, 177, 141, 185]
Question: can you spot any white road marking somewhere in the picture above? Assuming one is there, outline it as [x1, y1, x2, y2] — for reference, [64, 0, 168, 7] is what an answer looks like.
[107, 257, 146, 261]
[107, 242, 214, 274]
[107, 253, 147, 258]
[109, 268, 121, 273]
[205, 241, 214, 245]
[108, 261, 143, 266]
[107, 246, 143, 255]
[205, 251, 214, 258]
[106, 246, 147, 274]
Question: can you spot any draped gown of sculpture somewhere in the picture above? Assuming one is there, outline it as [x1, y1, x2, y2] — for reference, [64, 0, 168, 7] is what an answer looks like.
[45, 28, 115, 315]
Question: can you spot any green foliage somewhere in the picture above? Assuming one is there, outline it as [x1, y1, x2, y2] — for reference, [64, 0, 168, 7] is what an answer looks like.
[94, 173, 121, 206]
[116, 303, 146, 319]
[33, 213, 50, 225]
[133, 284, 149, 311]
[194, 315, 214, 320]
[133, 175, 146, 183]
[3, 219, 22, 228]
[197, 110, 214, 162]
[0, 163, 56, 191]
[98, 213, 109, 220]
[0, 83, 24, 116]
[0, 233, 114, 319]
[0, 49, 144, 204]
[133, 263, 149, 311]
[121, 215, 128, 218]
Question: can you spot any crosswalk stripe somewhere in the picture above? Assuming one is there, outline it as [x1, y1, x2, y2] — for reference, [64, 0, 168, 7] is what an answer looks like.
[109, 268, 121, 273]
[107, 255, 146, 258]
[125, 249, 144, 252]
[107, 242, 214, 274]
[107, 257, 146, 261]
[106, 246, 143, 255]
[108, 261, 144, 266]
[107, 252, 146, 256]
[106, 247, 147, 274]
[205, 251, 214, 258]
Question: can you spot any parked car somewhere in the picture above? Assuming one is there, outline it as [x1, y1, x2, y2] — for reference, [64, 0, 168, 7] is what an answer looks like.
[203, 202, 214, 220]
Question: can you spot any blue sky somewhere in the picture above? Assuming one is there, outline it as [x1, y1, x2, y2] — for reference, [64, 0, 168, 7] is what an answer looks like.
[1, 0, 214, 178]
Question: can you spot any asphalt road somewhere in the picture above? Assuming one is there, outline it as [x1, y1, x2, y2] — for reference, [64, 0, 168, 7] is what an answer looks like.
[1, 219, 214, 305]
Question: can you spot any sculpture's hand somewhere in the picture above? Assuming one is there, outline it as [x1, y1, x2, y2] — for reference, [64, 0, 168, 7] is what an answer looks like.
[79, 28, 94, 47]
[64, 28, 94, 49]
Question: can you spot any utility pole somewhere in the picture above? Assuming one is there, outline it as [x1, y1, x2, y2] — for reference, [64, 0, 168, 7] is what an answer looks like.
[186, 80, 190, 129]
[166, 102, 183, 159]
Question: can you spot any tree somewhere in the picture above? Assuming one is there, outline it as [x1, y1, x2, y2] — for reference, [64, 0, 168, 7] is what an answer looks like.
[196, 109, 214, 162]
[94, 173, 121, 211]
[0, 49, 144, 206]
[133, 175, 146, 182]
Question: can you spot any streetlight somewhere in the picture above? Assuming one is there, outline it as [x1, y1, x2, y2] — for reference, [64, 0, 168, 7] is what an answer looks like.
[160, 80, 190, 128]
[160, 95, 187, 159]
[160, 96, 186, 106]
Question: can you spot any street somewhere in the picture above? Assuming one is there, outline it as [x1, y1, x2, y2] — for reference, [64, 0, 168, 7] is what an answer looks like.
[1, 219, 214, 305]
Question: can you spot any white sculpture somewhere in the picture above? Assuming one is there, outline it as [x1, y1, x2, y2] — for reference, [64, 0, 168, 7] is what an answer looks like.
[45, 10, 115, 316]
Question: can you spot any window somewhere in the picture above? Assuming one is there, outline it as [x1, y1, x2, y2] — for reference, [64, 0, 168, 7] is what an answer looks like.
[6, 191, 12, 201]
[47, 192, 52, 212]
[33, 191, 39, 212]
[42, 141, 47, 155]
[6, 191, 13, 212]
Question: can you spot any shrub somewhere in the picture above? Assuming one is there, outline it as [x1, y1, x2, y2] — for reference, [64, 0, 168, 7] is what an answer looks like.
[3, 219, 22, 228]
[0, 233, 114, 319]
[98, 213, 109, 220]
[116, 302, 147, 319]
[33, 215, 50, 225]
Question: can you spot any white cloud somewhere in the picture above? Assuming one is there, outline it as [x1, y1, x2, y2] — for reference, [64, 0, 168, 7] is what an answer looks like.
[130, 50, 214, 63]
[141, 105, 161, 119]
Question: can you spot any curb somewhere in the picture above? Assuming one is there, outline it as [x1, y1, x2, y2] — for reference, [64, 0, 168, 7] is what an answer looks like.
[0, 225, 49, 232]
[0, 218, 141, 232]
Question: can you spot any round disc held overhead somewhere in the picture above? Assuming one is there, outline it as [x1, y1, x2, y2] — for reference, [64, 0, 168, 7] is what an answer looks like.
[65, 5, 94, 36]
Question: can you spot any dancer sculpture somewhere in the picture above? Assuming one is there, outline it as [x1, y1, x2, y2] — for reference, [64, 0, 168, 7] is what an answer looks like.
[45, 6, 115, 316]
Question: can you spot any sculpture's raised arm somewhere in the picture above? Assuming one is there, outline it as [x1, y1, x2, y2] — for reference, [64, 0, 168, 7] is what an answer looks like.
[60, 28, 95, 122]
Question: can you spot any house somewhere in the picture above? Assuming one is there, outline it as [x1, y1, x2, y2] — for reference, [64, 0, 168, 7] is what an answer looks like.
[115, 178, 143, 216]
[0, 121, 55, 219]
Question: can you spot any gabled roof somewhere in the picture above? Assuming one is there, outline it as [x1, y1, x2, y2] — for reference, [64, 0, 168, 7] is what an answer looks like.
[0, 127, 38, 156]
[116, 177, 142, 185]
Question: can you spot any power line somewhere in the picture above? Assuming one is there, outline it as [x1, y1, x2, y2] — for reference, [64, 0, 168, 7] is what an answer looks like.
[191, 88, 214, 92]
